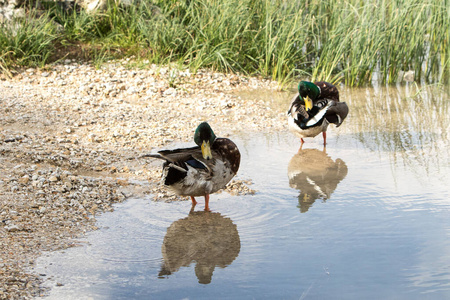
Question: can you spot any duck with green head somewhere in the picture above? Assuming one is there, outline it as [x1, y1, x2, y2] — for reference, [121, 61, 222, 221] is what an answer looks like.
[287, 81, 349, 145]
[145, 122, 240, 211]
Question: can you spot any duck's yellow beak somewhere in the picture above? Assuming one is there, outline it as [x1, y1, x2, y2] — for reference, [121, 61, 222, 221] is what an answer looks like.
[304, 96, 313, 111]
[201, 140, 212, 160]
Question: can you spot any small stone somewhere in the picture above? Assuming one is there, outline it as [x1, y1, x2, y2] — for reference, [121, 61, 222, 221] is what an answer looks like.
[163, 87, 177, 96]
[117, 179, 128, 186]
[18, 175, 30, 184]
[49, 176, 59, 182]
[5, 224, 21, 232]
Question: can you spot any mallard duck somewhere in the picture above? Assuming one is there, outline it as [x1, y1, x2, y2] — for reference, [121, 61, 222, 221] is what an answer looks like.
[288, 148, 348, 213]
[159, 210, 240, 284]
[145, 122, 240, 211]
[287, 81, 349, 145]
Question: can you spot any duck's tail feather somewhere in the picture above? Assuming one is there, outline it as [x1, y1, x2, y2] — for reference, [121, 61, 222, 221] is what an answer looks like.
[167, 163, 188, 173]
[326, 102, 349, 127]
[139, 153, 164, 159]
[163, 162, 188, 185]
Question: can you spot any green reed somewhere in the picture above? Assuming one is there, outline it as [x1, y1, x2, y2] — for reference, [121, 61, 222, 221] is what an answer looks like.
[346, 83, 450, 179]
[310, 0, 449, 86]
[0, 12, 58, 68]
[0, 0, 448, 86]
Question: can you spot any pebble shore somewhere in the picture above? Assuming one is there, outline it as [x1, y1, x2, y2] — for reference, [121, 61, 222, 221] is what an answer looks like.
[0, 59, 287, 299]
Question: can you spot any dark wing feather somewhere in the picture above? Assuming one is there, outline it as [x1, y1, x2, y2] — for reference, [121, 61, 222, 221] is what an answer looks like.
[145, 146, 212, 186]
[212, 138, 241, 174]
[163, 162, 188, 185]
[325, 101, 349, 127]
[156, 146, 201, 162]
[314, 81, 340, 101]
[186, 159, 207, 169]
[158, 147, 213, 173]
[311, 82, 348, 127]
[304, 101, 335, 127]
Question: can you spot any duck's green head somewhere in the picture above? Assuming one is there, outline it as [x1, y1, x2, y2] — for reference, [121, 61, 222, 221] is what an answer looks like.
[194, 122, 216, 160]
[298, 81, 320, 111]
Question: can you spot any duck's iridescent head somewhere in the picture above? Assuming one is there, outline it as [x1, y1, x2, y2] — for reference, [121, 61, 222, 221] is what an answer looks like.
[194, 122, 216, 160]
[298, 81, 320, 111]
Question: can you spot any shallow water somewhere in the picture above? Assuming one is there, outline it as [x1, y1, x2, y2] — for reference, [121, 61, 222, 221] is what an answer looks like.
[35, 83, 450, 299]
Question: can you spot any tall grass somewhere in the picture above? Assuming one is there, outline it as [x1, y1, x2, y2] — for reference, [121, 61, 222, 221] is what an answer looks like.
[346, 83, 450, 178]
[0, 0, 449, 86]
[0, 12, 58, 68]
[310, 0, 450, 86]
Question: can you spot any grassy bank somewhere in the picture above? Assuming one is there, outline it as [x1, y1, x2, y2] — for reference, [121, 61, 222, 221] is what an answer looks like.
[1, 0, 449, 86]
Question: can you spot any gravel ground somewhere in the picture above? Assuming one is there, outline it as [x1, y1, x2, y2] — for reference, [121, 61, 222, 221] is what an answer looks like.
[0, 59, 287, 299]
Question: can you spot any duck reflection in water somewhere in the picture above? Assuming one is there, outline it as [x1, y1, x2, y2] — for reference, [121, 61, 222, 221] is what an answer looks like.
[288, 147, 348, 213]
[159, 207, 240, 284]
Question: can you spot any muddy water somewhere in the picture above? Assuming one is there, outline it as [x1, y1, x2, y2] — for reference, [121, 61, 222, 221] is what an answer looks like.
[35, 84, 450, 299]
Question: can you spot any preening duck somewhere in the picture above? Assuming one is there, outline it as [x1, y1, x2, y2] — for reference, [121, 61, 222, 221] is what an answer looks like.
[288, 148, 348, 213]
[145, 122, 240, 211]
[159, 210, 240, 284]
[287, 81, 349, 145]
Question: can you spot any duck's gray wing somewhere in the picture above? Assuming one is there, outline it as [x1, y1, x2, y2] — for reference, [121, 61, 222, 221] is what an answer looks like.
[325, 102, 348, 127]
